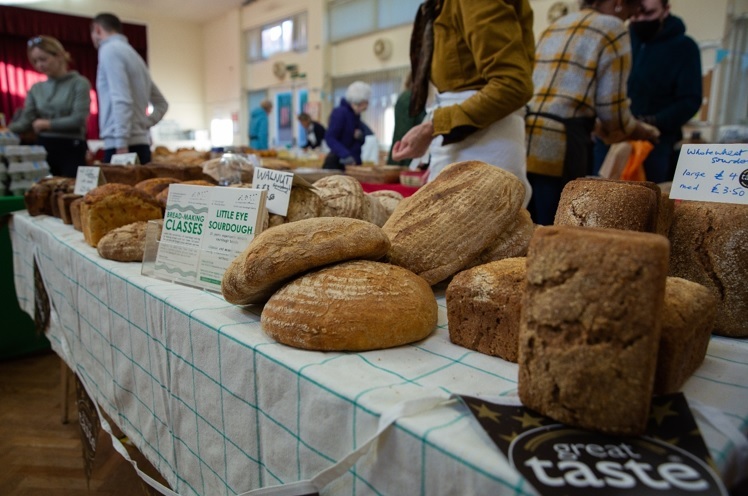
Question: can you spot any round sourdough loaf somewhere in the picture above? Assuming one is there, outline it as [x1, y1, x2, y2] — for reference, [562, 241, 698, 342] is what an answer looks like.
[466, 208, 535, 268]
[221, 217, 391, 305]
[97, 221, 150, 262]
[313, 175, 369, 219]
[261, 260, 437, 351]
[382, 160, 525, 285]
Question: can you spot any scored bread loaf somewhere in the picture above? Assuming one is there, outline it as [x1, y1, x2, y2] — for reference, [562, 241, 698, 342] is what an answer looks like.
[554, 177, 659, 232]
[96, 221, 150, 262]
[80, 183, 163, 247]
[466, 208, 535, 268]
[654, 277, 717, 394]
[668, 200, 748, 337]
[261, 260, 437, 351]
[446, 257, 526, 362]
[221, 217, 391, 305]
[518, 225, 669, 436]
[368, 190, 403, 218]
[313, 175, 369, 220]
[382, 161, 525, 285]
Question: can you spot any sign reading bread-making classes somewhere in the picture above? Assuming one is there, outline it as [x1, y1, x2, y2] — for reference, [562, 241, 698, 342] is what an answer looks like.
[252, 167, 294, 216]
[151, 184, 267, 291]
[670, 144, 748, 205]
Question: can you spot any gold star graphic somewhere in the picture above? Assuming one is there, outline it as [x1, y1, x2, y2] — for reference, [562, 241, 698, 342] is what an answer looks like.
[500, 431, 520, 443]
[512, 411, 545, 429]
[471, 402, 501, 423]
[650, 401, 678, 425]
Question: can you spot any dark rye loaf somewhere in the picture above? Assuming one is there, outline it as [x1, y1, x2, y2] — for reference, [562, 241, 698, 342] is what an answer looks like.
[518, 225, 669, 436]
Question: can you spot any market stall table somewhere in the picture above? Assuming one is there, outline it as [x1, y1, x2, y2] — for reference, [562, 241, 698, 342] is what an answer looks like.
[9, 211, 748, 495]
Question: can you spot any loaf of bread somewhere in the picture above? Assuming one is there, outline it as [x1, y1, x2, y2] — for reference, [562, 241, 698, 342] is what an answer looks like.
[668, 200, 748, 337]
[368, 190, 403, 218]
[80, 183, 163, 247]
[365, 194, 389, 227]
[518, 225, 669, 436]
[96, 221, 150, 262]
[656, 191, 674, 237]
[313, 175, 369, 220]
[446, 257, 526, 362]
[134, 177, 181, 198]
[261, 260, 437, 351]
[554, 177, 659, 232]
[100, 165, 153, 185]
[24, 177, 72, 216]
[58, 193, 82, 225]
[466, 208, 535, 268]
[50, 179, 75, 218]
[654, 277, 717, 394]
[70, 197, 84, 231]
[222, 217, 391, 305]
[383, 161, 525, 285]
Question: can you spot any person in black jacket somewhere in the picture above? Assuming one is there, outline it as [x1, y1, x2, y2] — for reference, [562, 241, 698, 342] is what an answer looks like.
[297, 112, 326, 150]
[593, 0, 702, 183]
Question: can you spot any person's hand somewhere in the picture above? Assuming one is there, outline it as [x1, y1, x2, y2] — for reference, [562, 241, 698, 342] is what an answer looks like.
[340, 156, 356, 166]
[31, 119, 51, 133]
[629, 120, 660, 143]
[392, 121, 434, 161]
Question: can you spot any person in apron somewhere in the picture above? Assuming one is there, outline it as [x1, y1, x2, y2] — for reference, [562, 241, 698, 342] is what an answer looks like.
[525, 0, 660, 225]
[391, 0, 535, 207]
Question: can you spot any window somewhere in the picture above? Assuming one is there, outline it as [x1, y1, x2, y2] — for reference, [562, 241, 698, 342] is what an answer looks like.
[246, 12, 308, 62]
[329, 0, 421, 42]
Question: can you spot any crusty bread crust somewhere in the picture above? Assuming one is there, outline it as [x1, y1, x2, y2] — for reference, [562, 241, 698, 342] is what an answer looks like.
[96, 221, 149, 262]
[261, 260, 437, 351]
[518, 225, 669, 436]
[382, 161, 525, 285]
[447, 257, 526, 362]
[221, 217, 391, 305]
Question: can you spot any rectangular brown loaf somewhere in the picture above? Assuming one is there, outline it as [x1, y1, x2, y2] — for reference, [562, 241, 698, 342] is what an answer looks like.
[58, 193, 83, 225]
[518, 225, 669, 436]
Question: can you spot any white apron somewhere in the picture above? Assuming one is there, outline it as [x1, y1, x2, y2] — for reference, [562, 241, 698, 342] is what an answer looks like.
[427, 90, 531, 207]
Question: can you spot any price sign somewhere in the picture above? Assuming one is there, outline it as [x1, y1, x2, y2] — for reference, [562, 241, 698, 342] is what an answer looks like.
[74, 166, 103, 195]
[670, 144, 748, 205]
[252, 167, 294, 216]
[110, 152, 139, 165]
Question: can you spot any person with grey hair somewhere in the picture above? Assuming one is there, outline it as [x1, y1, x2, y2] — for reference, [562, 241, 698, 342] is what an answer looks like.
[91, 12, 168, 164]
[250, 99, 273, 150]
[322, 81, 371, 169]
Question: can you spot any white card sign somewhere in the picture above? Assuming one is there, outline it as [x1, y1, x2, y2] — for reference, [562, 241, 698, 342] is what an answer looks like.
[670, 144, 748, 205]
[153, 184, 267, 292]
[252, 167, 294, 216]
[110, 152, 139, 165]
[74, 166, 103, 195]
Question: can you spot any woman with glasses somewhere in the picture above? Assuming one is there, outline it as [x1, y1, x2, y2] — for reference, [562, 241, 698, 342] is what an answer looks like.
[9, 36, 91, 178]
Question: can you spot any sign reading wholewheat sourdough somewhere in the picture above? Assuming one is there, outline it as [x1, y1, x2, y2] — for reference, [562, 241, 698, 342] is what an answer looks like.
[460, 394, 727, 496]
[152, 184, 267, 291]
[670, 144, 748, 205]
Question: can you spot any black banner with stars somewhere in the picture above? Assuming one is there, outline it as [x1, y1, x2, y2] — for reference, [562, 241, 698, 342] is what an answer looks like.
[459, 393, 727, 496]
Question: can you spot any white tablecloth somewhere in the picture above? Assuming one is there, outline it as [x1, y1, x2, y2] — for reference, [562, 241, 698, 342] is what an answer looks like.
[9, 211, 748, 495]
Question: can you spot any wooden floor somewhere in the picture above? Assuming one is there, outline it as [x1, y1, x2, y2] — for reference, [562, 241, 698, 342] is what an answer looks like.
[0, 350, 165, 496]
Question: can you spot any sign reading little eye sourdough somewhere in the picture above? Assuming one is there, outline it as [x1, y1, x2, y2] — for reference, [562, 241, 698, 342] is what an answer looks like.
[459, 393, 727, 496]
[670, 144, 748, 204]
[152, 184, 267, 291]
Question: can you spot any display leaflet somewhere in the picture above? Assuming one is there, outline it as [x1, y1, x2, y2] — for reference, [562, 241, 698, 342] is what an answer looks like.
[152, 184, 266, 291]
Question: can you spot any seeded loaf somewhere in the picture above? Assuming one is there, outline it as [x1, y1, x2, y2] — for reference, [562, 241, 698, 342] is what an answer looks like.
[518, 225, 670, 436]
[80, 183, 163, 247]
[382, 161, 525, 285]
[446, 257, 526, 362]
[668, 200, 748, 337]
[554, 177, 659, 232]
[221, 217, 391, 305]
[96, 221, 150, 262]
[654, 277, 717, 394]
[261, 260, 437, 351]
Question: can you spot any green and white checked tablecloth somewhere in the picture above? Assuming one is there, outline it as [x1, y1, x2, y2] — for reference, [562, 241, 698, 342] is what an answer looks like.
[9, 211, 748, 495]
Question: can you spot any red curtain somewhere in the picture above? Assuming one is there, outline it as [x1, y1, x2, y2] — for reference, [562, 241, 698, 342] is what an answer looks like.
[0, 6, 147, 140]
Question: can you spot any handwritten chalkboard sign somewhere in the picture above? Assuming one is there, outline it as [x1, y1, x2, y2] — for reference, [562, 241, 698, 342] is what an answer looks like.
[670, 144, 748, 205]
